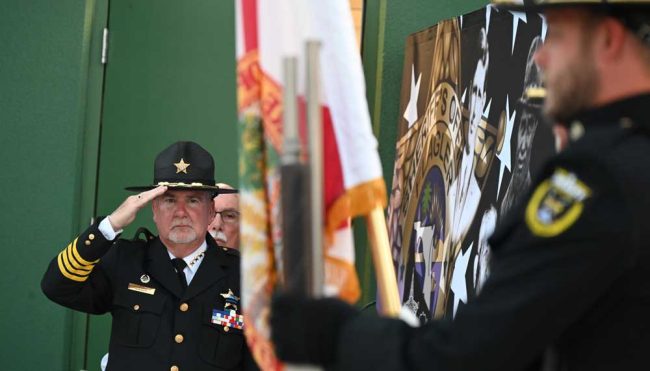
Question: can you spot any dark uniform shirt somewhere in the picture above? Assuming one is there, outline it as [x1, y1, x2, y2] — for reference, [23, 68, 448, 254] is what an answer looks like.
[42, 219, 255, 371]
[334, 94, 650, 371]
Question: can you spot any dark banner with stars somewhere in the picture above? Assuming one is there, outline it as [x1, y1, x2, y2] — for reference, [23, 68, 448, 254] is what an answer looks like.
[387, 6, 556, 321]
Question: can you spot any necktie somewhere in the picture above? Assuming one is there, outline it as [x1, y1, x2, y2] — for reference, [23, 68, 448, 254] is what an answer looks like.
[171, 258, 188, 290]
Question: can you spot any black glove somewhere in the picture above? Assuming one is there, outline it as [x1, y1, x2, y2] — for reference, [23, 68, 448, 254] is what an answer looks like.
[270, 294, 358, 365]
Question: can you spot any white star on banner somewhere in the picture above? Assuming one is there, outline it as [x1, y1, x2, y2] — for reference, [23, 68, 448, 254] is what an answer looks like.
[497, 96, 516, 197]
[451, 244, 472, 318]
[483, 98, 492, 120]
[486, 5, 494, 34]
[403, 64, 422, 128]
[510, 11, 528, 54]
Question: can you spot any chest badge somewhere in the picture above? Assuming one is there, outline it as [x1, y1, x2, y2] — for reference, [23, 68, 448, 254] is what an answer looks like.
[140, 274, 151, 284]
[220, 289, 240, 311]
[525, 168, 591, 237]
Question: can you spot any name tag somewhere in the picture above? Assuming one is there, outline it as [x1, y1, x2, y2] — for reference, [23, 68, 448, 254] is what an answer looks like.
[128, 283, 156, 295]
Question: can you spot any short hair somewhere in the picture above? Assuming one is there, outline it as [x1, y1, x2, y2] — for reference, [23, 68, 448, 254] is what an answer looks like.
[581, 9, 650, 72]
[216, 182, 235, 190]
[215, 183, 240, 201]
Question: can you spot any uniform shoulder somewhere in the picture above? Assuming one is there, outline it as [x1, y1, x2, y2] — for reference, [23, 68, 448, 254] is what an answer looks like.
[128, 227, 157, 243]
[212, 245, 241, 266]
[113, 227, 155, 252]
[222, 247, 240, 258]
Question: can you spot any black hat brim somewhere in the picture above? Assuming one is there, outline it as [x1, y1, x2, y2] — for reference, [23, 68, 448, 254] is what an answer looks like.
[494, 1, 650, 12]
[125, 184, 238, 195]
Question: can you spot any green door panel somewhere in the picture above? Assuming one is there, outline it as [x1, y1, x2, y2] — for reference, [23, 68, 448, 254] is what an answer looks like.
[88, 0, 238, 368]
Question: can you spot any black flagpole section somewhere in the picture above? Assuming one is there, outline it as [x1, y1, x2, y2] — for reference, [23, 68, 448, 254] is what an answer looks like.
[281, 56, 312, 295]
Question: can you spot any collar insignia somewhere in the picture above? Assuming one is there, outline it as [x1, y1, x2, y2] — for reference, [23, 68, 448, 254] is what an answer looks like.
[569, 121, 584, 142]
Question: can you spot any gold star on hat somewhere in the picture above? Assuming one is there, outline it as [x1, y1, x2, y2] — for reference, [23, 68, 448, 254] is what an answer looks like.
[174, 158, 190, 174]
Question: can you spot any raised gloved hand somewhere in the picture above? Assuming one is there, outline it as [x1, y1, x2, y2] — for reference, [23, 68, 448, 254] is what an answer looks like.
[270, 294, 359, 365]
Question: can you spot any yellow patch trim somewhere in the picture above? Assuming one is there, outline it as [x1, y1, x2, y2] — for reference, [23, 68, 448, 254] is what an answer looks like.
[57, 253, 88, 282]
[71, 238, 99, 266]
[525, 180, 585, 237]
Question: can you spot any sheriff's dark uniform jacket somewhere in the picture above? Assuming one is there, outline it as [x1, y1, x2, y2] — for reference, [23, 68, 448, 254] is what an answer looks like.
[334, 95, 650, 371]
[42, 220, 253, 371]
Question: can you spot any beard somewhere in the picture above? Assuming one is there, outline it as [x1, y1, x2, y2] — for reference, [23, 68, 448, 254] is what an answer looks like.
[169, 229, 198, 244]
[543, 45, 599, 122]
[168, 218, 199, 244]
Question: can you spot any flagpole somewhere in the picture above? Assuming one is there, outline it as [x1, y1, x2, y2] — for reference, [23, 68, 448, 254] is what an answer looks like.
[281, 56, 311, 295]
[366, 206, 401, 316]
[278, 41, 325, 371]
[306, 40, 324, 298]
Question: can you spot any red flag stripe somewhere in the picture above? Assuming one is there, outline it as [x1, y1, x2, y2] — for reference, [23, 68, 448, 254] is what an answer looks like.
[241, 0, 258, 53]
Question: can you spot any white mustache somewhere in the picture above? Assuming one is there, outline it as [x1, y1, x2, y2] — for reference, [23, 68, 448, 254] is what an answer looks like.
[210, 230, 228, 243]
[171, 218, 192, 228]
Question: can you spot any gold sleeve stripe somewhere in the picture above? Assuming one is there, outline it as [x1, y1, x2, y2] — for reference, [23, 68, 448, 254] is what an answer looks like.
[70, 237, 100, 266]
[65, 246, 93, 272]
[58, 251, 93, 277]
[57, 253, 88, 282]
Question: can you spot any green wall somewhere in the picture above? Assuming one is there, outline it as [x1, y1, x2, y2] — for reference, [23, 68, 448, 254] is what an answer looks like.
[86, 0, 238, 368]
[0, 0, 102, 369]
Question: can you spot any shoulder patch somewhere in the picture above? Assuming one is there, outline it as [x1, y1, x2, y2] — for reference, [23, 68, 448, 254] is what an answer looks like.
[525, 168, 592, 238]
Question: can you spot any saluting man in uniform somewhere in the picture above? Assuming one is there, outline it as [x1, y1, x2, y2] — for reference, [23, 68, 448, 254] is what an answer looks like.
[270, 1, 650, 370]
[42, 141, 256, 371]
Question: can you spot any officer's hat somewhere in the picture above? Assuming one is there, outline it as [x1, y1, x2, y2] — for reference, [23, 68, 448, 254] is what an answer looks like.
[125, 141, 237, 196]
[493, 1, 650, 47]
[492, 0, 650, 12]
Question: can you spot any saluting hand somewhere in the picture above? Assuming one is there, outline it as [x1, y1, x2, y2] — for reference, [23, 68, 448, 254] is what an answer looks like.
[108, 185, 168, 230]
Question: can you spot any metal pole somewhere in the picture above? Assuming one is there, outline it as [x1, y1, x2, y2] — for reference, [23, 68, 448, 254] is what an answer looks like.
[306, 40, 324, 297]
[282, 57, 300, 166]
[278, 47, 323, 371]
[281, 57, 310, 295]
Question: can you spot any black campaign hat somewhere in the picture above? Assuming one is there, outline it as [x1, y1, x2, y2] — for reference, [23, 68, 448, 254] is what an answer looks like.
[125, 141, 237, 195]
[493, 1, 650, 50]
[492, 0, 650, 12]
